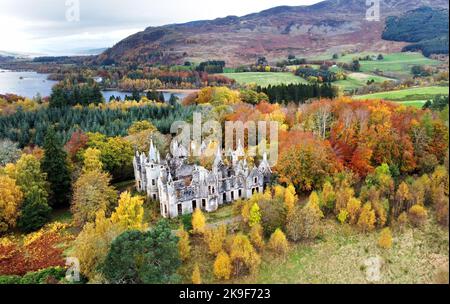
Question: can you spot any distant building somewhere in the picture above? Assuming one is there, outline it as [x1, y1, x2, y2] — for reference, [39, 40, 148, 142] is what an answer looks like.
[133, 139, 272, 218]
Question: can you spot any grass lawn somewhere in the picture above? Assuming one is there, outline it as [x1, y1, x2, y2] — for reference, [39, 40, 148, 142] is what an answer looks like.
[354, 86, 449, 103]
[220, 72, 307, 87]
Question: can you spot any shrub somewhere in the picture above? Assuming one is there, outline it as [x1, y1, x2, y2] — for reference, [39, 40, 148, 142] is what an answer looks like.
[408, 204, 428, 227]
[192, 264, 202, 284]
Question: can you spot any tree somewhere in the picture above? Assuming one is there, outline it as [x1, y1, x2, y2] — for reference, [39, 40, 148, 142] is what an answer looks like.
[378, 228, 393, 249]
[268, 228, 289, 256]
[192, 264, 202, 284]
[204, 225, 227, 256]
[192, 208, 206, 235]
[346, 197, 362, 225]
[335, 186, 355, 215]
[214, 251, 232, 280]
[0, 175, 23, 233]
[111, 192, 146, 231]
[395, 182, 413, 216]
[284, 184, 297, 215]
[357, 203, 376, 232]
[73, 210, 120, 280]
[320, 181, 336, 213]
[71, 170, 118, 227]
[8, 154, 51, 232]
[82, 148, 103, 173]
[42, 128, 71, 208]
[0, 139, 20, 166]
[101, 220, 181, 284]
[249, 203, 261, 227]
[177, 225, 191, 261]
[249, 223, 265, 251]
[230, 234, 261, 276]
[286, 200, 322, 242]
[259, 197, 287, 237]
[408, 204, 428, 227]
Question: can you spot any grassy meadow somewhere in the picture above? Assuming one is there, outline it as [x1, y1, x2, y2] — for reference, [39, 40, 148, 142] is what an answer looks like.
[221, 72, 307, 87]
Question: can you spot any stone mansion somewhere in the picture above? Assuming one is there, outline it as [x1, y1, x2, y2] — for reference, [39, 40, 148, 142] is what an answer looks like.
[133, 139, 272, 218]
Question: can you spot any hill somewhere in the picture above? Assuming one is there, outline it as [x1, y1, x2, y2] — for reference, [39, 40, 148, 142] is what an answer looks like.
[96, 0, 449, 66]
[382, 7, 449, 57]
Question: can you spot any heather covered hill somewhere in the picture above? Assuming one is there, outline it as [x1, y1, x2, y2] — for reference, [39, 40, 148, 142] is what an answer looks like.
[96, 0, 449, 66]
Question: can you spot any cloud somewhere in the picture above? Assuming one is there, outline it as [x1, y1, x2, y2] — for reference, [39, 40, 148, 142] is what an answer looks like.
[0, 0, 320, 55]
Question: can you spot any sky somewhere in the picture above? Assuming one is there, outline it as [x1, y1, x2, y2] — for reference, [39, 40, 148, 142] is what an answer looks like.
[0, 0, 321, 56]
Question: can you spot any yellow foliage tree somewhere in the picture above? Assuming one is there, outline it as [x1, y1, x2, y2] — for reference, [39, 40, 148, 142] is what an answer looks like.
[346, 197, 362, 224]
[284, 184, 297, 215]
[268, 228, 289, 256]
[408, 204, 428, 227]
[357, 203, 376, 232]
[72, 170, 117, 227]
[249, 223, 265, 251]
[82, 148, 103, 173]
[307, 191, 324, 219]
[73, 210, 121, 280]
[335, 187, 355, 215]
[0, 175, 23, 233]
[204, 224, 227, 255]
[192, 264, 202, 284]
[111, 191, 146, 231]
[214, 251, 232, 280]
[177, 225, 191, 261]
[378, 227, 393, 249]
[230, 234, 261, 276]
[249, 203, 261, 227]
[273, 185, 285, 200]
[192, 208, 206, 235]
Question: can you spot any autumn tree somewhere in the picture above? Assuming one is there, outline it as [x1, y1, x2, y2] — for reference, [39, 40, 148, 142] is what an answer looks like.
[249, 223, 265, 251]
[284, 184, 297, 215]
[111, 192, 146, 231]
[177, 225, 191, 261]
[357, 203, 376, 232]
[71, 170, 118, 227]
[192, 264, 202, 284]
[192, 208, 206, 235]
[8, 154, 51, 232]
[286, 194, 323, 242]
[214, 251, 232, 280]
[394, 182, 413, 216]
[230, 234, 261, 276]
[0, 175, 23, 233]
[378, 228, 393, 249]
[408, 204, 428, 227]
[335, 186, 355, 215]
[82, 148, 103, 173]
[346, 197, 362, 225]
[42, 128, 71, 207]
[320, 181, 336, 213]
[249, 203, 261, 227]
[268, 228, 289, 256]
[204, 224, 227, 256]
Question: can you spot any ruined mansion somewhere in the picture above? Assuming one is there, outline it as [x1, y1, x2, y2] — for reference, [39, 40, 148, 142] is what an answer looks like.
[133, 139, 272, 218]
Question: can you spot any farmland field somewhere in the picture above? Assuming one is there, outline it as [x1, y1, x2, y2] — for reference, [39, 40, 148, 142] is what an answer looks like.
[221, 72, 307, 87]
[337, 52, 441, 75]
[355, 86, 449, 101]
[335, 72, 394, 91]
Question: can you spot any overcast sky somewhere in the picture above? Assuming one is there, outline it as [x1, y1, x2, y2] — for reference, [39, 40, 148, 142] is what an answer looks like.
[0, 0, 321, 56]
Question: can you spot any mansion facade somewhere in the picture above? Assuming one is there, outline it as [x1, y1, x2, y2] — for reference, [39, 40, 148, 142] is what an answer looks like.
[133, 139, 272, 218]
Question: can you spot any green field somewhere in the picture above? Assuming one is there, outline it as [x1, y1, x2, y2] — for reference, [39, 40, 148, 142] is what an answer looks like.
[335, 72, 394, 91]
[355, 86, 449, 101]
[221, 72, 307, 87]
[337, 52, 441, 75]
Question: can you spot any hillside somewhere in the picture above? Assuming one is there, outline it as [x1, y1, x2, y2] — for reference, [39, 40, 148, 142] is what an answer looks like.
[96, 0, 449, 66]
[382, 7, 449, 57]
